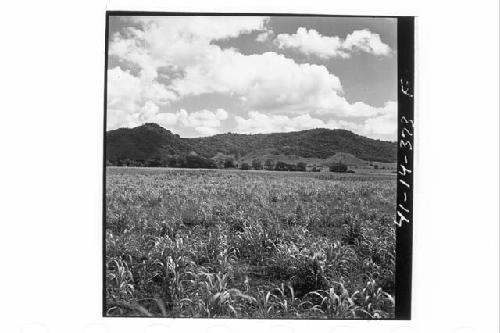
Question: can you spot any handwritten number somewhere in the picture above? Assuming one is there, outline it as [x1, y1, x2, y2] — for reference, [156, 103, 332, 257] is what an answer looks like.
[401, 116, 414, 127]
[402, 127, 413, 138]
[399, 164, 412, 176]
[400, 140, 413, 150]
[394, 210, 410, 227]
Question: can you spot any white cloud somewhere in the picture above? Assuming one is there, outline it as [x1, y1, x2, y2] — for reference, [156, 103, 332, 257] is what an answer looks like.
[194, 126, 221, 136]
[152, 112, 179, 128]
[154, 108, 228, 136]
[106, 67, 178, 130]
[109, 17, 345, 116]
[107, 17, 268, 130]
[107, 93, 229, 137]
[234, 101, 396, 141]
[275, 27, 348, 58]
[107, 108, 141, 130]
[108, 17, 396, 137]
[110, 16, 268, 69]
[343, 29, 392, 56]
[234, 111, 339, 134]
[177, 108, 228, 129]
[337, 101, 397, 140]
[275, 27, 391, 58]
[256, 30, 273, 42]
[337, 100, 396, 118]
[141, 16, 268, 42]
[170, 50, 344, 113]
[107, 67, 142, 114]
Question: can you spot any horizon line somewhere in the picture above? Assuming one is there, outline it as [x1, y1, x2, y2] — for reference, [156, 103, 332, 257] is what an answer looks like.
[106, 122, 396, 143]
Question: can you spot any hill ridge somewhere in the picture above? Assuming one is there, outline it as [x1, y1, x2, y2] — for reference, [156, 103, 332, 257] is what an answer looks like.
[106, 123, 397, 164]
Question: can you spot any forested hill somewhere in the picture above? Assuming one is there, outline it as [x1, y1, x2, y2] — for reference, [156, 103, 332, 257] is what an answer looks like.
[106, 123, 397, 164]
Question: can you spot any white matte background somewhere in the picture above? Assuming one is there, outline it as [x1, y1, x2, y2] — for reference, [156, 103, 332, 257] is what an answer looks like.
[0, 1, 498, 333]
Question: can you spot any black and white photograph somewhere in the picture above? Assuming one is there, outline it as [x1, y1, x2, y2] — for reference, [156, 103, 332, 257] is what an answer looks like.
[104, 13, 413, 319]
[1, 1, 499, 332]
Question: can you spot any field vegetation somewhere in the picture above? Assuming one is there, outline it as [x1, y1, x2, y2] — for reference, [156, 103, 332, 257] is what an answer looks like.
[105, 167, 396, 318]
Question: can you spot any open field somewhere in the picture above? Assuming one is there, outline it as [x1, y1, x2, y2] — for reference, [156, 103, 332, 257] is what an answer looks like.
[105, 167, 396, 318]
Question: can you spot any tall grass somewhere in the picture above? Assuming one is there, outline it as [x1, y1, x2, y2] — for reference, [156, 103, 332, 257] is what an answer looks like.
[105, 168, 396, 318]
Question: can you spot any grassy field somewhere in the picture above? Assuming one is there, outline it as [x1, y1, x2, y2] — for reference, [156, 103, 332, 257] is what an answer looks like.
[105, 167, 396, 318]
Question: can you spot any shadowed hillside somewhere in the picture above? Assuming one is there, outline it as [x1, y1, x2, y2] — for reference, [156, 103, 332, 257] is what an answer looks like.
[106, 123, 397, 165]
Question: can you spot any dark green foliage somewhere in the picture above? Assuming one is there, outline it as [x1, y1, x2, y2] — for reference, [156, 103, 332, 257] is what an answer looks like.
[296, 162, 307, 171]
[184, 154, 217, 169]
[274, 161, 300, 171]
[188, 128, 396, 162]
[145, 157, 167, 167]
[274, 161, 289, 171]
[330, 163, 348, 173]
[252, 159, 263, 170]
[264, 159, 275, 170]
[240, 162, 250, 170]
[106, 123, 397, 167]
[106, 123, 191, 164]
[211, 152, 232, 169]
[224, 157, 235, 169]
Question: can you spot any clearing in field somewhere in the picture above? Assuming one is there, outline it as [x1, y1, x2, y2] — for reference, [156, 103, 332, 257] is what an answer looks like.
[105, 167, 396, 318]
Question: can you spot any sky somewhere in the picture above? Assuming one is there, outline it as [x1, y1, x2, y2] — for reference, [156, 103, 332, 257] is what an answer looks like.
[107, 16, 397, 141]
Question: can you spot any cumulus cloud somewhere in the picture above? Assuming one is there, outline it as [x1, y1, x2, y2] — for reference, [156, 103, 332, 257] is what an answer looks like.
[234, 101, 396, 141]
[194, 126, 221, 136]
[153, 108, 228, 136]
[342, 29, 392, 56]
[108, 17, 396, 138]
[275, 28, 391, 59]
[235, 111, 339, 134]
[275, 28, 348, 58]
[256, 30, 273, 42]
[178, 108, 228, 128]
[107, 67, 143, 114]
[146, 109, 229, 135]
[109, 17, 345, 115]
[107, 16, 268, 130]
[337, 101, 397, 140]
[109, 16, 268, 70]
[170, 50, 344, 113]
[107, 98, 229, 137]
[106, 67, 178, 130]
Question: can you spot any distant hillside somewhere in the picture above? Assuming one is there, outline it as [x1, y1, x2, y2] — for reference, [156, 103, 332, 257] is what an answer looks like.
[237, 152, 369, 168]
[106, 123, 397, 164]
[106, 123, 191, 162]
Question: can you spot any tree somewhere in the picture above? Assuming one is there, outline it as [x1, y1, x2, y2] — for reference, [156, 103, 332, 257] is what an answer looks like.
[175, 156, 186, 168]
[228, 148, 240, 159]
[185, 154, 217, 169]
[224, 157, 235, 169]
[296, 162, 307, 171]
[329, 162, 348, 173]
[145, 156, 165, 167]
[240, 162, 250, 170]
[275, 161, 289, 171]
[167, 158, 178, 167]
[252, 159, 263, 170]
[211, 153, 227, 169]
[264, 159, 275, 170]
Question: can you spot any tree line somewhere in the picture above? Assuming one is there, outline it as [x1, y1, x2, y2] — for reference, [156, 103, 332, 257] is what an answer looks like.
[107, 154, 353, 173]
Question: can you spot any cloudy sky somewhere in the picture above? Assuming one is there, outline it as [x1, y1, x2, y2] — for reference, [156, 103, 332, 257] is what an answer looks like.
[107, 16, 397, 141]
